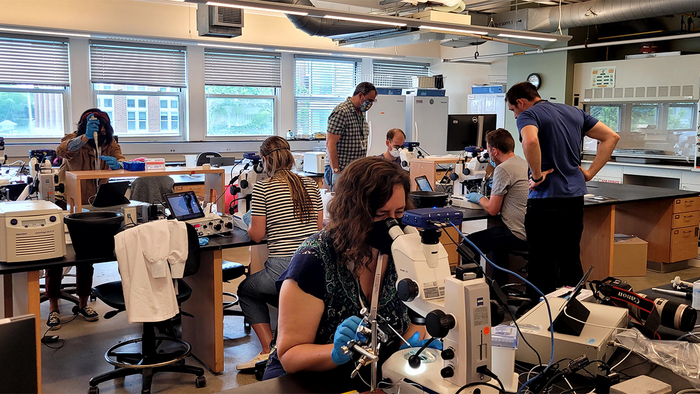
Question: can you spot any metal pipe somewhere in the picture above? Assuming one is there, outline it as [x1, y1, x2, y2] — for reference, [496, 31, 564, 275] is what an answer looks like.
[528, 0, 700, 32]
[445, 31, 700, 61]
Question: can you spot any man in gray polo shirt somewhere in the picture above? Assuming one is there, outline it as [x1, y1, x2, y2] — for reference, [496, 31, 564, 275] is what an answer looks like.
[465, 128, 528, 285]
[324, 82, 377, 189]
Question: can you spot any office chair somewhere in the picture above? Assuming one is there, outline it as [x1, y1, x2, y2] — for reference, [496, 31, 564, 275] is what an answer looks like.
[88, 223, 206, 394]
[130, 176, 175, 205]
[39, 267, 80, 307]
[195, 151, 221, 166]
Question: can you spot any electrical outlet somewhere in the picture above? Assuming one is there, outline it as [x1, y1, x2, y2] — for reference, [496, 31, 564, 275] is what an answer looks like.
[121, 206, 137, 226]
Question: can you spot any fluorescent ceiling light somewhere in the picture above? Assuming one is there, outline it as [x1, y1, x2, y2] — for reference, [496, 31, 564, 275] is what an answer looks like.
[498, 33, 557, 42]
[197, 43, 264, 50]
[0, 27, 90, 38]
[342, 54, 395, 60]
[206, 2, 308, 16]
[419, 25, 488, 36]
[275, 49, 334, 56]
[323, 15, 406, 27]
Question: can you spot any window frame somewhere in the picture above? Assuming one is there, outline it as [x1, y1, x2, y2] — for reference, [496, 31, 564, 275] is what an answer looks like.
[0, 85, 70, 142]
[92, 85, 185, 141]
[204, 87, 279, 140]
[293, 56, 361, 138]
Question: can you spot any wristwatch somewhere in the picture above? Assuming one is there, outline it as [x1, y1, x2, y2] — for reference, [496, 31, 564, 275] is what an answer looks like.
[333, 167, 340, 174]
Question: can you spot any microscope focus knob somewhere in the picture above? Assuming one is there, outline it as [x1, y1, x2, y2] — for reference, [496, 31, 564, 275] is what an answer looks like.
[441, 348, 455, 360]
[440, 366, 454, 378]
[240, 180, 249, 189]
[397, 279, 419, 302]
[426, 310, 455, 338]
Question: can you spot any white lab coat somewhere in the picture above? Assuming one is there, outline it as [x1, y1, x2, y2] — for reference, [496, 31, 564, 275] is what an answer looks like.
[114, 220, 189, 324]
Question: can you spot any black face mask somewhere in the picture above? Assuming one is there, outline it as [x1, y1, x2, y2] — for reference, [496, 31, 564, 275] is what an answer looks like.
[369, 219, 395, 256]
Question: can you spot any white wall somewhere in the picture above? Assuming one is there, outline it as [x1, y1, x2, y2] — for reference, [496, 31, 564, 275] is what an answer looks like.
[0, 0, 501, 159]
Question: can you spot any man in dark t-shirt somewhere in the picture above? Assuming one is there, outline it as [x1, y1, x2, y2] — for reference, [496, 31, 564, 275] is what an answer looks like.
[506, 82, 619, 294]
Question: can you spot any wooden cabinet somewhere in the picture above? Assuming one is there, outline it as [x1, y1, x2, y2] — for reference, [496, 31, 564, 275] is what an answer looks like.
[616, 197, 700, 264]
[174, 184, 205, 199]
[408, 157, 458, 192]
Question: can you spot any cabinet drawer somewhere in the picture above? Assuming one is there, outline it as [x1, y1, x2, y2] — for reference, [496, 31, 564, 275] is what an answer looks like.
[174, 184, 205, 197]
[673, 197, 700, 213]
[670, 226, 699, 262]
[672, 211, 700, 228]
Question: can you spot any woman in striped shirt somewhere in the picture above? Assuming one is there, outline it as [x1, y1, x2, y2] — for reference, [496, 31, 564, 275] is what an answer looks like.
[236, 136, 323, 370]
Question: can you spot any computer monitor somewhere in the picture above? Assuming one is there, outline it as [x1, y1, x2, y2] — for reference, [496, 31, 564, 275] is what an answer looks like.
[446, 114, 497, 151]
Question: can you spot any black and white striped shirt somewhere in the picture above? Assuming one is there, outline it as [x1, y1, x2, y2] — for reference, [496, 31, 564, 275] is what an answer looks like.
[251, 176, 323, 257]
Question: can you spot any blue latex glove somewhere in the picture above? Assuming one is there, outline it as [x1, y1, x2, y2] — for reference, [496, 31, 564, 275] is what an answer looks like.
[400, 332, 443, 350]
[198, 237, 209, 246]
[86, 116, 99, 139]
[100, 155, 121, 170]
[242, 209, 252, 227]
[466, 192, 484, 204]
[331, 315, 362, 365]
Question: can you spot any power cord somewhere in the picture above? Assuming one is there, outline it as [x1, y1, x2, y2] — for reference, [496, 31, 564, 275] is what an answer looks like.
[41, 312, 80, 350]
[448, 222, 556, 394]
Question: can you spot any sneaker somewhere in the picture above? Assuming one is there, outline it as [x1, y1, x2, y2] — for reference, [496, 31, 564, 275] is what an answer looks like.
[46, 310, 61, 330]
[236, 352, 269, 371]
[73, 305, 99, 322]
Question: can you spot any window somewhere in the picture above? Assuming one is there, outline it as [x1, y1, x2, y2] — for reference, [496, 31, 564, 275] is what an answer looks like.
[90, 42, 186, 138]
[372, 61, 430, 89]
[631, 103, 659, 131]
[294, 57, 361, 137]
[204, 51, 280, 137]
[667, 103, 696, 130]
[0, 36, 69, 139]
[590, 105, 621, 132]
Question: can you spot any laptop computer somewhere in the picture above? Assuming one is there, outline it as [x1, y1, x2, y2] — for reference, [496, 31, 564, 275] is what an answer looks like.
[0, 314, 37, 394]
[162, 190, 205, 221]
[91, 181, 130, 208]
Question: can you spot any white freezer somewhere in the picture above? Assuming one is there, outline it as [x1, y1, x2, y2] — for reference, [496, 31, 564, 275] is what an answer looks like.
[366, 94, 407, 156]
[405, 96, 450, 156]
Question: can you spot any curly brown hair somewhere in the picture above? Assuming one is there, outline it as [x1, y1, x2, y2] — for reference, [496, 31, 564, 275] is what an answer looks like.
[326, 156, 412, 274]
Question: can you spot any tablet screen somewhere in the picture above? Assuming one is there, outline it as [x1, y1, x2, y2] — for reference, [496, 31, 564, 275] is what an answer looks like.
[164, 191, 205, 221]
[415, 176, 433, 192]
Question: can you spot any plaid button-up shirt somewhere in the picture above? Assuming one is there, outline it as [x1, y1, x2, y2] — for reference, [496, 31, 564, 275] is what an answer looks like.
[325, 97, 369, 171]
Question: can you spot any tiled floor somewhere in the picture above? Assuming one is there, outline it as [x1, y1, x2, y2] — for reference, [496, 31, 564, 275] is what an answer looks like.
[40, 245, 700, 394]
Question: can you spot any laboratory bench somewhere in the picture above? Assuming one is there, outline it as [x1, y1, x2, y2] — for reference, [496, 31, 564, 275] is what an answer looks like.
[0, 227, 263, 392]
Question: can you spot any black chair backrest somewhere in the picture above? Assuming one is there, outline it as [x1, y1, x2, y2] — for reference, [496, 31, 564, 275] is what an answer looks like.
[183, 223, 201, 277]
[196, 152, 221, 166]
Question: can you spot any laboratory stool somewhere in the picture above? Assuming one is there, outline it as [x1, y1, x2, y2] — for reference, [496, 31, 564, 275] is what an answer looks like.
[508, 249, 530, 275]
[88, 223, 205, 394]
[222, 260, 251, 334]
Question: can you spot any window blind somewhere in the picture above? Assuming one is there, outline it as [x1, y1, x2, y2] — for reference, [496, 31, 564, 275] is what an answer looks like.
[90, 42, 187, 88]
[294, 56, 361, 134]
[372, 61, 430, 89]
[204, 50, 280, 87]
[0, 36, 69, 86]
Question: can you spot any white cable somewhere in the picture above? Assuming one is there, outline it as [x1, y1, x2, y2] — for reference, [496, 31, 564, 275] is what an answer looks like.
[556, 0, 563, 35]
[562, 308, 639, 371]
[563, 376, 576, 394]
[677, 390, 700, 394]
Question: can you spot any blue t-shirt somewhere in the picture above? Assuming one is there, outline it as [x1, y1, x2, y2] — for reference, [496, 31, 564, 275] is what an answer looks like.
[377, 153, 402, 167]
[516, 101, 599, 199]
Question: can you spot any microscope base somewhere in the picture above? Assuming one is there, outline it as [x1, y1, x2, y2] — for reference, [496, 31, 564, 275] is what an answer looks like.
[382, 349, 498, 394]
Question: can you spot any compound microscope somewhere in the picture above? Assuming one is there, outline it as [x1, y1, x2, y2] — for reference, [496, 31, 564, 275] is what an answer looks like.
[338, 207, 497, 394]
[450, 149, 491, 210]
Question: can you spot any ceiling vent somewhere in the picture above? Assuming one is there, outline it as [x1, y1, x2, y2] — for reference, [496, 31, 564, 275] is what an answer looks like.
[196, 5, 244, 38]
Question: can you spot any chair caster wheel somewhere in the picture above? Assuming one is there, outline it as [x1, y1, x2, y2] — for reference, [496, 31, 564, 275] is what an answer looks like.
[88, 386, 99, 394]
[195, 375, 206, 388]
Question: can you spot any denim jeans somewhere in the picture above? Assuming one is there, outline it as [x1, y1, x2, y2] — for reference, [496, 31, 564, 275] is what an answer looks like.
[238, 256, 292, 325]
[465, 225, 528, 286]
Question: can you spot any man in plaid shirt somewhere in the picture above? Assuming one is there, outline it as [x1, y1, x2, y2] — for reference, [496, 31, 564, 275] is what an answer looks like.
[324, 82, 377, 189]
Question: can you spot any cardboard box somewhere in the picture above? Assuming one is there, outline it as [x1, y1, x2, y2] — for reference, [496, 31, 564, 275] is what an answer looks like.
[612, 235, 648, 276]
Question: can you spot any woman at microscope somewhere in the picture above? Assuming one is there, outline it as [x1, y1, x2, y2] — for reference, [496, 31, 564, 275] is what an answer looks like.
[264, 157, 439, 389]
[235, 136, 324, 371]
[46, 109, 124, 330]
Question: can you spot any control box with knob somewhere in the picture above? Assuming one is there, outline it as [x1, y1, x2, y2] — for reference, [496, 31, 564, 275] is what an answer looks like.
[186, 215, 234, 237]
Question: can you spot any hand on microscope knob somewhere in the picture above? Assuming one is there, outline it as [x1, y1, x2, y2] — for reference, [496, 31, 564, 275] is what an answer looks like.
[331, 315, 362, 365]
[400, 332, 443, 350]
[465, 192, 484, 204]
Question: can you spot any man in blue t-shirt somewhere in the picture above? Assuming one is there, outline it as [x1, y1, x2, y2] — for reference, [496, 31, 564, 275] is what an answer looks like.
[506, 82, 619, 294]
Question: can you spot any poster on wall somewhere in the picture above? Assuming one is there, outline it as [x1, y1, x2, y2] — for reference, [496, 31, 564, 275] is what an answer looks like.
[591, 67, 616, 88]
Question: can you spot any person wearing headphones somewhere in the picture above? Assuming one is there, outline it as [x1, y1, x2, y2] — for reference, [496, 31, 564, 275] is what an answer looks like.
[236, 136, 324, 370]
[47, 109, 125, 330]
